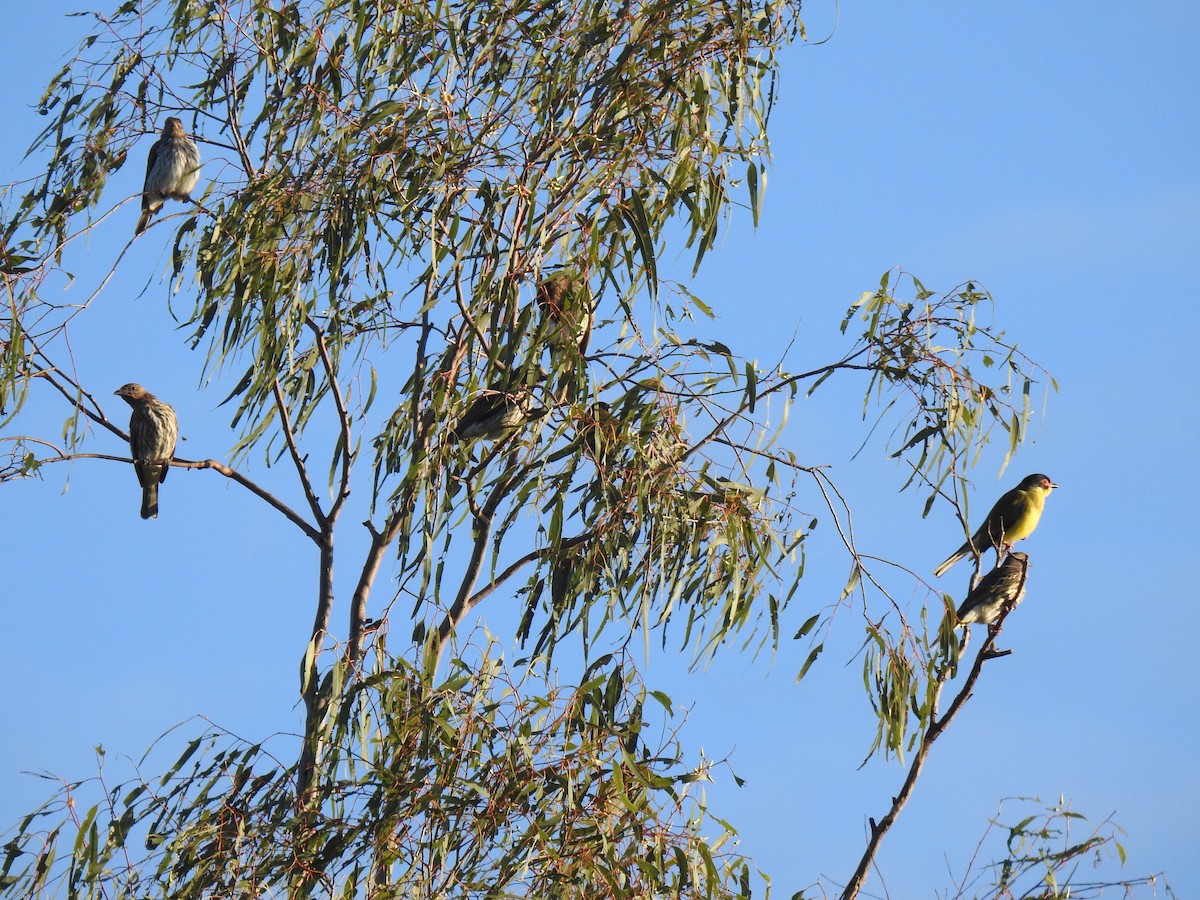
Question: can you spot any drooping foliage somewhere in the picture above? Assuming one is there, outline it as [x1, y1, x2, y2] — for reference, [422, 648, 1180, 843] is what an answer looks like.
[2, 649, 761, 898]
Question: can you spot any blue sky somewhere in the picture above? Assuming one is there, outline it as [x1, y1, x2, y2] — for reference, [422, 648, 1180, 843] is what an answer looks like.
[2, 2, 1196, 898]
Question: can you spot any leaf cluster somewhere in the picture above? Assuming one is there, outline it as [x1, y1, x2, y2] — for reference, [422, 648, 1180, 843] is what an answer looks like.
[0, 649, 758, 898]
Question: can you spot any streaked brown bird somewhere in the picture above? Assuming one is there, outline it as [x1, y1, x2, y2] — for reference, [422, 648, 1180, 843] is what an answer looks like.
[576, 401, 622, 463]
[115, 383, 179, 519]
[537, 270, 593, 356]
[934, 473, 1057, 577]
[451, 388, 546, 442]
[135, 117, 201, 235]
[956, 551, 1030, 626]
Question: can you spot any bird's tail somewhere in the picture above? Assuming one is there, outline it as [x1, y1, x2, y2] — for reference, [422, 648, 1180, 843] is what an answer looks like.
[141, 483, 159, 519]
[135, 195, 163, 236]
[933, 548, 965, 578]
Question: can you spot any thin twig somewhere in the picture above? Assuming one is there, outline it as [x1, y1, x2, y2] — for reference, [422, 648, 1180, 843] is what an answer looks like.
[306, 317, 353, 523]
[178, 457, 321, 542]
[28, 352, 124, 440]
[271, 378, 325, 525]
[458, 530, 593, 628]
[680, 346, 876, 467]
[13, 449, 321, 542]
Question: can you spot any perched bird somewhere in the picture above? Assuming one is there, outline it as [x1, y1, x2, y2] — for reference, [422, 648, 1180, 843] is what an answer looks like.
[114, 383, 179, 519]
[135, 117, 201, 235]
[576, 401, 622, 464]
[537, 270, 593, 355]
[934, 473, 1057, 577]
[451, 389, 546, 442]
[956, 552, 1030, 626]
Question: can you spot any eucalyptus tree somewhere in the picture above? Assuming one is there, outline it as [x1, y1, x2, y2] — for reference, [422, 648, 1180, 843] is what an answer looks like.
[0, 1, 1154, 898]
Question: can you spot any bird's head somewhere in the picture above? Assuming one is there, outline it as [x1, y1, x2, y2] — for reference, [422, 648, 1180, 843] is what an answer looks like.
[536, 270, 589, 320]
[114, 383, 150, 405]
[162, 117, 186, 138]
[1020, 473, 1058, 493]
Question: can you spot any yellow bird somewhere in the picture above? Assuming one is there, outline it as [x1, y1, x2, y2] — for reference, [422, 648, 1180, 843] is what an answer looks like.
[934, 474, 1057, 577]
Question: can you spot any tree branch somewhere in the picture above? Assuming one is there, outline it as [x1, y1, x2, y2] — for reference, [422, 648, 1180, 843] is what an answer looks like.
[29, 352, 125, 441]
[680, 347, 877, 468]
[840, 613, 1020, 900]
[457, 529, 594, 632]
[427, 461, 533, 671]
[345, 510, 408, 671]
[296, 524, 337, 802]
[305, 317, 353, 524]
[9, 447, 322, 542]
[271, 378, 325, 525]
[176, 457, 321, 542]
[219, 37, 257, 177]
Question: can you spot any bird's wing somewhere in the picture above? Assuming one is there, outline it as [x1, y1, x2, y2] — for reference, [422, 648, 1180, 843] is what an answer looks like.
[997, 486, 1032, 532]
[452, 392, 509, 439]
[956, 564, 1001, 620]
[462, 393, 506, 425]
[974, 486, 1020, 544]
[144, 138, 162, 183]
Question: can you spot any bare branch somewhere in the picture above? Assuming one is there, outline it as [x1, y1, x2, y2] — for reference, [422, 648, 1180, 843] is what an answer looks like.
[428, 460, 536, 670]
[460, 529, 594, 632]
[177, 457, 321, 542]
[11, 447, 321, 542]
[345, 509, 407, 671]
[28, 351, 125, 442]
[271, 378, 325, 525]
[306, 317, 353, 523]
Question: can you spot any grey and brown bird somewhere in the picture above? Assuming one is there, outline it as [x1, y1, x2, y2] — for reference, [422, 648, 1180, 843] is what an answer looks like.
[956, 551, 1030, 626]
[934, 474, 1057, 577]
[135, 117, 201, 235]
[536, 270, 593, 356]
[576, 401, 623, 464]
[114, 383, 179, 519]
[451, 389, 546, 442]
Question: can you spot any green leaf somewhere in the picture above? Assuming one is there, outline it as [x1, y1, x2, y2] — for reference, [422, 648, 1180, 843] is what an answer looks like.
[796, 643, 823, 681]
[623, 190, 658, 299]
[793, 613, 820, 640]
[747, 161, 760, 228]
